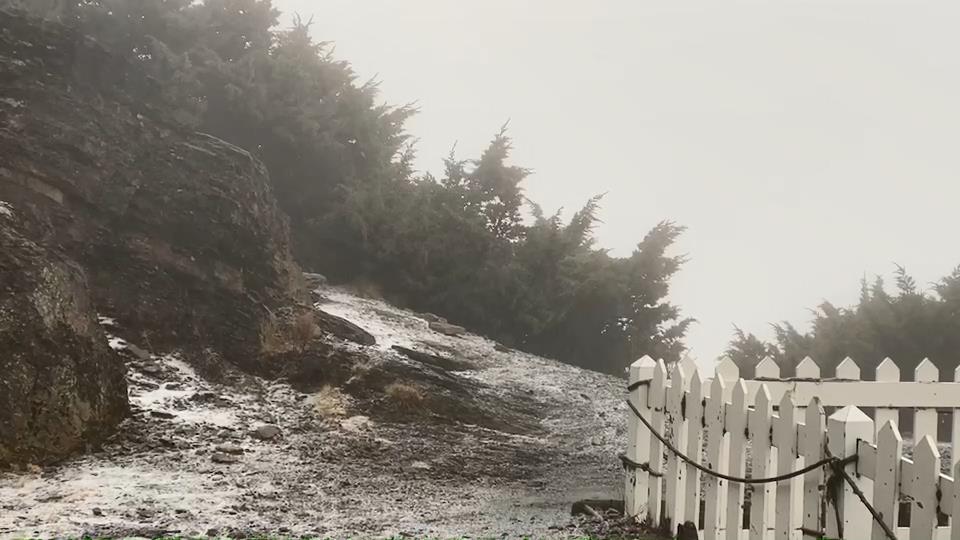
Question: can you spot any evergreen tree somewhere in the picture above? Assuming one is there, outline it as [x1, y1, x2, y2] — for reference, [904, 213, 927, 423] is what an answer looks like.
[726, 265, 960, 380]
[31, 0, 694, 375]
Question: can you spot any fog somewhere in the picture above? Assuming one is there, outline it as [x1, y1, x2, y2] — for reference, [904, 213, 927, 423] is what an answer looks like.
[277, 0, 960, 369]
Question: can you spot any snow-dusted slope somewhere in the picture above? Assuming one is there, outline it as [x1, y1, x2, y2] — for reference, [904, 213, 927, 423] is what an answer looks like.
[0, 287, 628, 539]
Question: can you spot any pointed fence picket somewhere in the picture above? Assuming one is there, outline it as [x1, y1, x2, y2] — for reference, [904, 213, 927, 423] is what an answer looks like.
[774, 393, 798, 540]
[749, 386, 773, 540]
[685, 371, 705, 531]
[800, 398, 826, 539]
[665, 365, 689, 530]
[725, 380, 749, 540]
[647, 359, 668, 525]
[624, 354, 960, 540]
[704, 374, 729, 540]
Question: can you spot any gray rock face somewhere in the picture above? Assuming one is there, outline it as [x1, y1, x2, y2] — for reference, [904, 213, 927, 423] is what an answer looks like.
[0, 10, 305, 372]
[0, 208, 128, 466]
[0, 9, 309, 465]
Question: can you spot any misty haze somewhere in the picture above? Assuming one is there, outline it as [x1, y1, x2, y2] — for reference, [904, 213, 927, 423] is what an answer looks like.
[1, 1, 958, 539]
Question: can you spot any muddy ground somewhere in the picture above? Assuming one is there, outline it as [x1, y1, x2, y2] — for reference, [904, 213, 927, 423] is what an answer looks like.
[0, 287, 629, 539]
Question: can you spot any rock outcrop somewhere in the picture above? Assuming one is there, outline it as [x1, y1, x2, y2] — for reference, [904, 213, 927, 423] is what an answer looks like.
[0, 8, 305, 372]
[0, 203, 128, 465]
[315, 309, 376, 346]
[0, 8, 308, 464]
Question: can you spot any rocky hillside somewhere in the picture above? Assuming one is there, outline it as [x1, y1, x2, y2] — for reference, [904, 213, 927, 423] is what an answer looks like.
[0, 7, 305, 370]
[0, 9, 631, 538]
[0, 284, 628, 539]
[0, 7, 308, 466]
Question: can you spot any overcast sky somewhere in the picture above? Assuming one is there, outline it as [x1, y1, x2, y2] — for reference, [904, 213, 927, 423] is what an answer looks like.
[276, 0, 960, 371]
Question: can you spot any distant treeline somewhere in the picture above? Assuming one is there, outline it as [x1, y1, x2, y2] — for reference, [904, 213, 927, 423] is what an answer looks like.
[9, 0, 693, 374]
[727, 265, 960, 381]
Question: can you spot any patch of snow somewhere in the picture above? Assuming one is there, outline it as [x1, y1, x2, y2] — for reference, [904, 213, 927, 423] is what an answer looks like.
[2, 289, 627, 538]
[160, 353, 200, 382]
[173, 408, 238, 427]
[131, 385, 193, 409]
[340, 415, 371, 433]
[97, 316, 118, 327]
[318, 289, 423, 350]
[0, 200, 13, 219]
[0, 97, 23, 108]
[0, 463, 241, 538]
[128, 354, 239, 428]
[107, 336, 127, 350]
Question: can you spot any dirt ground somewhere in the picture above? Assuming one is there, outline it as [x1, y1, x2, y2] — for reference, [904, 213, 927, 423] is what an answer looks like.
[0, 287, 630, 539]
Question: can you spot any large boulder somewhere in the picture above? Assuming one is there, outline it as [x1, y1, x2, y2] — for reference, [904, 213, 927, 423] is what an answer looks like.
[0, 203, 128, 466]
[0, 9, 306, 371]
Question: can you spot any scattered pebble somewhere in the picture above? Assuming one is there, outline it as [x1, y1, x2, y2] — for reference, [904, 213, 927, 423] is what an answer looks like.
[141, 363, 163, 375]
[215, 443, 244, 455]
[251, 424, 281, 440]
[211, 452, 240, 464]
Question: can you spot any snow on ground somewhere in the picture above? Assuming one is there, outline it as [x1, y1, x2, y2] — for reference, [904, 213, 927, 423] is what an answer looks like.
[0, 201, 14, 219]
[319, 288, 423, 351]
[0, 286, 628, 539]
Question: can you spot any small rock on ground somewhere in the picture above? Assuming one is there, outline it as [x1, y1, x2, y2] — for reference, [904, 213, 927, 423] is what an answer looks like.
[215, 443, 244, 455]
[211, 452, 240, 464]
[252, 424, 281, 440]
[428, 321, 466, 336]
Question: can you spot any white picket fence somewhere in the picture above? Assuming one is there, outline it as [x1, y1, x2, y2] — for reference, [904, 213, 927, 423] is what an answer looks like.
[624, 355, 960, 540]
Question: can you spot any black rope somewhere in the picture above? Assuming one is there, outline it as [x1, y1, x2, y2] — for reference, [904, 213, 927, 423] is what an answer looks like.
[619, 454, 663, 477]
[625, 398, 854, 484]
[825, 447, 898, 540]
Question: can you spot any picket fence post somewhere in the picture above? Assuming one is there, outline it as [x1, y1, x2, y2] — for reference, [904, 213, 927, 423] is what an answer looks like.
[749, 384, 773, 540]
[725, 380, 749, 540]
[703, 374, 728, 540]
[647, 359, 669, 526]
[953, 365, 960, 473]
[913, 359, 939, 443]
[685, 370, 705, 532]
[952, 460, 960, 540]
[665, 364, 689, 531]
[871, 420, 902, 540]
[874, 359, 900, 438]
[625, 356, 657, 518]
[910, 436, 940, 540]
[774, 392, 798, 540]
[800, 397, 826, 539]
[826, 406, 874, 539]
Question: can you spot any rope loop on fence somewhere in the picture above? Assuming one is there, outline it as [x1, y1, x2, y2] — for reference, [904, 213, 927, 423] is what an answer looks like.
[623, 398, 854, 484]
[824, 446, 899, 540]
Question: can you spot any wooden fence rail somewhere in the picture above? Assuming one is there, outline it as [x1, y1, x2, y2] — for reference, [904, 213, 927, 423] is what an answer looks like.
[624, 355, 960, 540]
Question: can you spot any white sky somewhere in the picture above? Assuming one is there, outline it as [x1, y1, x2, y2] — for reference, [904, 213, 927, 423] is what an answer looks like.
[276, 1, 960, 370]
